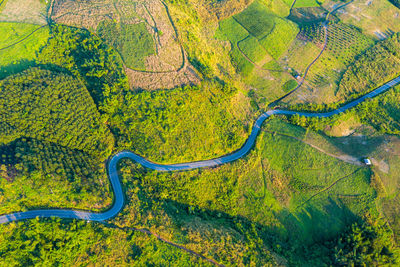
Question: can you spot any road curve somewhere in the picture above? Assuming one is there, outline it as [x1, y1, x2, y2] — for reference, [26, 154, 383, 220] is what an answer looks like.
[1, 75, 400, 224]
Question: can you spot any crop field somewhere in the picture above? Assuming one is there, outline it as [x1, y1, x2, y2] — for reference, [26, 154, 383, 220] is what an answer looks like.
[97, 21, 155, 70]
[293, 0, 322, 8]
[0, 0, 47, 25]
[280, 19, 375, 104]
[51, 0, 198, 90]
[259, 17, 299, 59]
[288, 6, 327, 25]
[233, 1, 275, 39]
[300, 21, 374, 65]
[323, 0, 400, 39]
[0, 22, 50, 78]
[216, 0, 300, 103]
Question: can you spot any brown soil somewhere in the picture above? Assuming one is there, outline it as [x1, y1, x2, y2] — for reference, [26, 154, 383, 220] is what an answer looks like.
[51, 0, 199, 90]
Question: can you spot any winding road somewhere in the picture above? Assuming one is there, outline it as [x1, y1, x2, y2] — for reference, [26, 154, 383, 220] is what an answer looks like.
[1, 75, 399, 224]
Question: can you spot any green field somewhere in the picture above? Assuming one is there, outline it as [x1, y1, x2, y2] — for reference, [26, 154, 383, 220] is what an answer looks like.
[97, 21, 155, 70]
[238, 36, 268, 64]
[233, 1, 275, 39]
[293, 0, 321, 8]
[0, 22, 49, 78]
[259, 17, 299, 59]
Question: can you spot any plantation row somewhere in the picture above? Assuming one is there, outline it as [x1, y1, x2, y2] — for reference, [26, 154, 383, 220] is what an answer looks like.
[299, 21, 374, 65]
[0, 68, 114, 158]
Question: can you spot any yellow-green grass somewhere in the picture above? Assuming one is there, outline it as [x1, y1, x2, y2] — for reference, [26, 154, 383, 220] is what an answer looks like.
[96, 21, 155, 70]
[259, 17, 299, 59]
[238, 36, 268, 64]
[133, 117, 375, 244]
[216, 17, 255, 76]
[233, 0, 276, 39]
[0, 22, 50, 77]
[261, 0, 292, 17]
[293, 0, 321, 8]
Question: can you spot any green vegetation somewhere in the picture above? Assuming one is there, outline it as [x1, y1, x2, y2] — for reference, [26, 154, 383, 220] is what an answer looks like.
[282, 79, 298, 92]
[293, 0, 321, 8]
[238, 36, 268, 64]
[0, 68, 114, 158]
[0, 138, 112, 213]
[337, 33, 400, 99]
[259, 17, 299, 59]
[111, 81, 249, 164]
[97, 21, 155, 70]
[233, 1, 275, 39]
[0, 219, 206, 266]
[389, 0, 400, 8]
[301, 21, 374, 65]
[0, 22, 50, 78]
[37, 24, 129, 110]
[329, 218, 399, 266]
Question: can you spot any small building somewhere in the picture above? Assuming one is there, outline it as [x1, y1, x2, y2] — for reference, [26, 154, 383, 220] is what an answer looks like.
[364, 158, 372, 166]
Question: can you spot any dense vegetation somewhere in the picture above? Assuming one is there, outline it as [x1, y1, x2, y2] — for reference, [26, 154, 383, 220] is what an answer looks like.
[1, 0, 400, 265]
[389, 0, 400, 8]
[337, 32, 400, 100]
[37, 25, 129, 112]
[0, 138, 112, 213]
[0, 68, 114, 158]
[0, 219, 205, 266]
[111, 81, 249, 163]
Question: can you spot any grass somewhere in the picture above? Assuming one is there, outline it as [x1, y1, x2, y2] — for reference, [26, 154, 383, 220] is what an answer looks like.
[238, 36, 268, 64]
[216, 0, 299, 77]
[233, 0, 276, 39]
[282, 79, 298, 92]
[126, 116, 375, 246]
[97, 21, 155, 70]
[216, 17, 255, 76]
[0, 22, 49, 78]
[293, 0, 321, 8]
[259, 17, 299, 59]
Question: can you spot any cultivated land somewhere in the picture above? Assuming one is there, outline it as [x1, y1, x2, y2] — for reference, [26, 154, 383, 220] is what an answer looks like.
[1, 0, 400, 265]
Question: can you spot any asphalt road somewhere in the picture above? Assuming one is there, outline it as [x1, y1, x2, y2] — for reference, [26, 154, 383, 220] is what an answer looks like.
[1, 75, 400, 224]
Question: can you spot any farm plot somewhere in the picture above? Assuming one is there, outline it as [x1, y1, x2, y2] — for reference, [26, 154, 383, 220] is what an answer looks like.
[51, 0, 198, 90]
[0, 0, 47, 25]
[216, 0, 300, 104]
[322, 0, 400, 40]
[217, 1, 298, 66]
[280, 20, 374, 104]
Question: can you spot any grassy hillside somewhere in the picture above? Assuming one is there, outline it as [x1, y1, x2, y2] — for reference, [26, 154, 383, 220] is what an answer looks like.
[0, 22, 49, 78]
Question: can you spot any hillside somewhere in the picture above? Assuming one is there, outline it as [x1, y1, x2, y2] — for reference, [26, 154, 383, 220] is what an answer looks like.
[1, 0, 400, 266]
